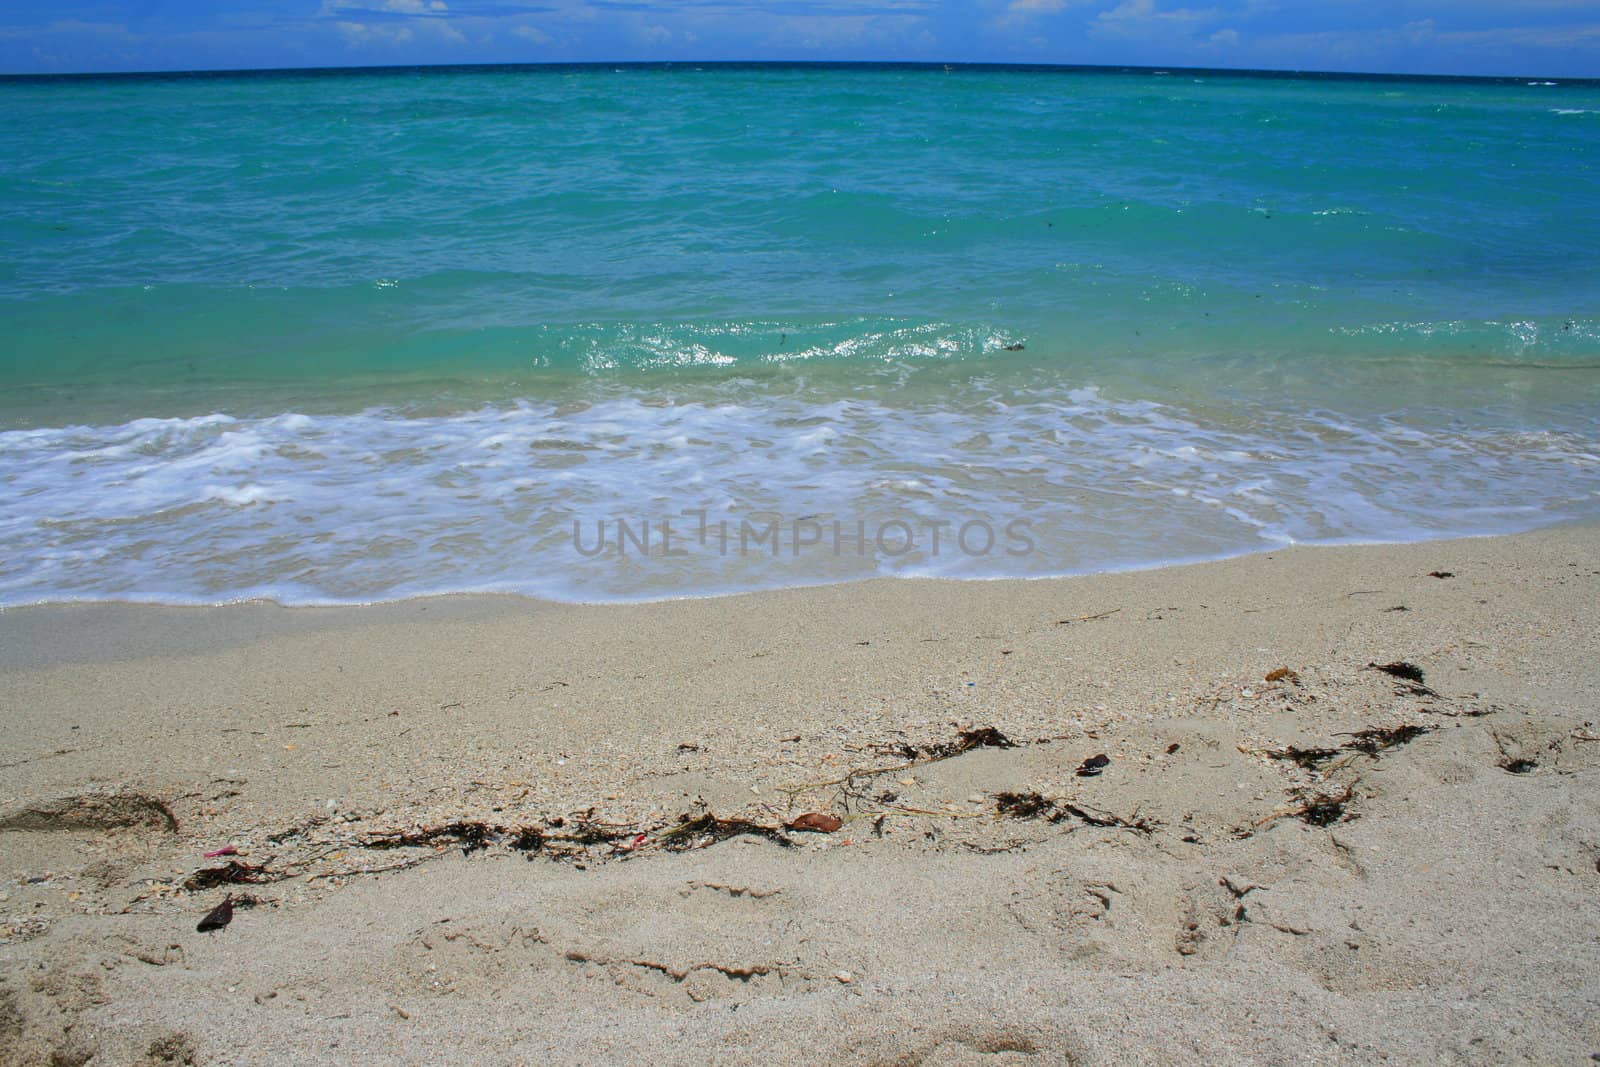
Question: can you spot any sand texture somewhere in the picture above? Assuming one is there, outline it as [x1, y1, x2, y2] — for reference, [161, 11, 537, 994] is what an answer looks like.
[1, 526, 1598, 1064]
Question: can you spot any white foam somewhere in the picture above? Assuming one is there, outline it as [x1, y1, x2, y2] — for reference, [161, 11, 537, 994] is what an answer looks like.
[0, 386, 1596, 606]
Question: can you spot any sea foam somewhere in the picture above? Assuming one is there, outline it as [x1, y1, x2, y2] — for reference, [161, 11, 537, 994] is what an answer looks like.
[2, 383, 1595, 606]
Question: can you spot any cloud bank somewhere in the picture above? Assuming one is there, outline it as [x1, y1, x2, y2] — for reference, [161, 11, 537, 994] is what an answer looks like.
[0, 0, 1595, 76]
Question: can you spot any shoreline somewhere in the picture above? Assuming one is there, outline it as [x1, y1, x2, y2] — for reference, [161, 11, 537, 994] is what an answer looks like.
[3, 515, 1591, 651]
[2, 524, 1598, 1062]
[5, 365, 1596, 616]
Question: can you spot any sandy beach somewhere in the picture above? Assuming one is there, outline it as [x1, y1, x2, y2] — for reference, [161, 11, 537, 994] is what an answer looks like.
[2, 524, 1598, 1064]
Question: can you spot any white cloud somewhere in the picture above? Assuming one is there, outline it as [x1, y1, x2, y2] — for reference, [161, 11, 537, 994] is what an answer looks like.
[760, 11, 928, 51]
[510, 24, 551, 43]
[0, 17, 135, 41]
[336, 18, 412, 43]
[320, 0, 450, 16]
[1258, 19, 1600, 55]
[1087, 0, 1225, 44]
[333, 12, 467, 47]
[319, 0, 469, 50]
[1097, 0, 1218, 26]
[1403, 18, 1436, 40]
[996, 0, 1094, 32]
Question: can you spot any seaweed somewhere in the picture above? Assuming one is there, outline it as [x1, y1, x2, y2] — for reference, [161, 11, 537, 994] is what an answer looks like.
[364, 821, 495, 854]
[183, 861, 282, 891]
[1289, 785, 1356, 827]
[1246, 782, 1360, 835]
[1261, 723, 1430, 770]
[1268, 745, 1342, 769]
[359, 808, 792, 864]
[265, 816, 327, 845]
[992, 792, 1154, 833]
[994, 792, 1054, 819]
[507, 827, 545, 852]
[655, 813, 793, 852]
[1338, 724, 1431, 755]
[787, 725, 1025, 804]
[1370, 661, 1425, 684]
[881, 726, 1017, 761]
[557, 809, 639, 848]
[1368, 660, 1437, 696]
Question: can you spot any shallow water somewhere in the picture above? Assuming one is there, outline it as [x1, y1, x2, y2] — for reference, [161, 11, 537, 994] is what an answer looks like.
[2, 64, 1597, 604]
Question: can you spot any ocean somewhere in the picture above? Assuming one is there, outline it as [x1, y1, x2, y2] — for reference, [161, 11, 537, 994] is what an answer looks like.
[1, 62, 1597, 605]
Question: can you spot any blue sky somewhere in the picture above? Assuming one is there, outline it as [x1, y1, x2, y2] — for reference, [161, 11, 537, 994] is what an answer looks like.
[2, 1, 1597, 77]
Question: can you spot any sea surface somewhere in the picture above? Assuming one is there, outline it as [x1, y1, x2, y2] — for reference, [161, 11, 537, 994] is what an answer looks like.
[1, 62, 1598, 605]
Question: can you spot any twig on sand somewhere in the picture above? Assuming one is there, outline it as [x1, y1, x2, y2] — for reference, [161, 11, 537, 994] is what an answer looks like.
[857, 805, 990, 821]
[1057, 608, 1121, 625]
[779, 761, 917, 799]
[307, 856, 430, 881]
[778, 727, 1016, 801]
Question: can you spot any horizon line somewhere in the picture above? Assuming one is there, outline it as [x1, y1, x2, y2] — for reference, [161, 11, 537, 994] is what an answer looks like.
[3, 58, 1595, 86]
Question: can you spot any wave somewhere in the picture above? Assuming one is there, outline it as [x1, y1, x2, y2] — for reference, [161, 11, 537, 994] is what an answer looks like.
[2, 382, 1596, 606]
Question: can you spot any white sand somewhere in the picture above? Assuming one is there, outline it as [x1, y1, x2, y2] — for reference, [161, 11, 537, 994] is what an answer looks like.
[2, 526, 1598, 1064]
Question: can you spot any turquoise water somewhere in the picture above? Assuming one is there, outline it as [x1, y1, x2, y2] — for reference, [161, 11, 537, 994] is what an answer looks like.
[2, 63, 1598, 604]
